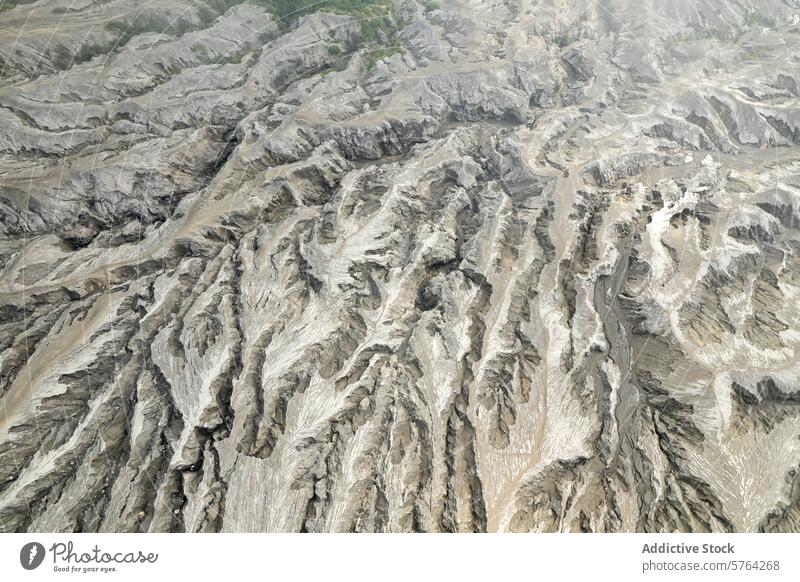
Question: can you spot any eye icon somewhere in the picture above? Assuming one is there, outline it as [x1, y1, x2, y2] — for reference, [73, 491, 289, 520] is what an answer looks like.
[20, 542, 45, 570]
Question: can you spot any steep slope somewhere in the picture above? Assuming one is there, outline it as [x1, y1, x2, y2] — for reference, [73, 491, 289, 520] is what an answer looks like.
[1, 0, 800, 532]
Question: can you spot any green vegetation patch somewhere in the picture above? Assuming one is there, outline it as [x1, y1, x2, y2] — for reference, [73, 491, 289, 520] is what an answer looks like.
[364, 45, 401, 68]
[251, 0, 403, 68]
[105, 18, 166, 47]
[250, 0, 394, 40]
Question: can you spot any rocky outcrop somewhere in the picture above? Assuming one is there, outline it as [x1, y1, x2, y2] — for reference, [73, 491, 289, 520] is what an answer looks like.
[1, 0, 800, 533]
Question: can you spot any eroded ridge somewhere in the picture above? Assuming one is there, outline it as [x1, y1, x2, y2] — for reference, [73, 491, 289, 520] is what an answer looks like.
[1, 0, 800, 532]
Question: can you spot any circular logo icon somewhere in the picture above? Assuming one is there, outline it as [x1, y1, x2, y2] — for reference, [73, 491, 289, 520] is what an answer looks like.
[20, 542, 45, 570]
